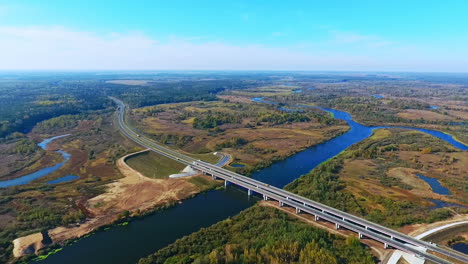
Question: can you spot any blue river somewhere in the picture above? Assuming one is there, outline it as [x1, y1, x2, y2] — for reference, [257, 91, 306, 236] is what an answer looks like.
[0, 135, 76, 188]
[39, 101, 468, 264]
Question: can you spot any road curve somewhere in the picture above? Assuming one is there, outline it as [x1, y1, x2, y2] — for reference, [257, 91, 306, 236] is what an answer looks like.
[110, 97, 468, 264]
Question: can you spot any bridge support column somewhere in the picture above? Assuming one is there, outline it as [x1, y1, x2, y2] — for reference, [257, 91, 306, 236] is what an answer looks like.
[224, 180, 228, 187]
[358, 233, 364, 239]
[384, 243, 389, 249]
[247, 189, 252, 196]
[335, 223, 340, 230]
[314, 215, 320, 221]
[390, 236, 394, 240]
[279, 201, 284, 207]
[263, 195, 268, 201]
[211, 175, 217, 180]
[296, 208, 301, 214]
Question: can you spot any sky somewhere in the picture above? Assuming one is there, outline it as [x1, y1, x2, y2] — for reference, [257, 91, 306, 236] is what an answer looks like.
[0, 0, 467, 72]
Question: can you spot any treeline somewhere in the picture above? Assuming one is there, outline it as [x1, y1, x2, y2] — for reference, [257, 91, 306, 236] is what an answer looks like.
[138, 206, 376, 264]
[33, 114, 80, 132]
[193, 113, 242, 129]
[256, 112, 310, 125]
[216, 137, 248, 149]
[0, 75, 259, 138]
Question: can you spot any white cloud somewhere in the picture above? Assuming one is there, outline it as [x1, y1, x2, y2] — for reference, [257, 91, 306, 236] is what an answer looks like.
[0, 26, 465, 72]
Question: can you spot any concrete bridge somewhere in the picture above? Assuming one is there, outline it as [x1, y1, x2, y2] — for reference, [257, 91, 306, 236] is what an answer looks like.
[111, 97, 468, 264]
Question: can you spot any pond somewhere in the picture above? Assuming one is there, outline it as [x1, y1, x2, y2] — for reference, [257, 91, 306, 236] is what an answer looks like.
[415, 174, 451, 195]
[451, 243, 468, 254]
[230, 164, 245, 168]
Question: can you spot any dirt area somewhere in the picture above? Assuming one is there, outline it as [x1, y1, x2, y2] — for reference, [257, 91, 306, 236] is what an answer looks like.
[399, 214, 468, 239]
[12, 233, 45, 257]
[12, 150, 213, 257]
[397, 109, 454, 121]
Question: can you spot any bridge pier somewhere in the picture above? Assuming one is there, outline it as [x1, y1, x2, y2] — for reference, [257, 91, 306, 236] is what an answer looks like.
[247, 189, 252, 196]
[358, 233, 364, 239]
[263, 195, 268, 200]
[224, 180, 228, 187]
[335, 223, 340, 230]
[296, 208, 301, 214]
[314, 215, 320, 221]
[279, 201, 284, 207]
[211, 175, 217, 180]
[384, 243, 389, 249]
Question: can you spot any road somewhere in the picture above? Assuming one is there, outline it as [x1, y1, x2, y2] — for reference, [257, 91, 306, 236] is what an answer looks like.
[111, 97, 468, 264]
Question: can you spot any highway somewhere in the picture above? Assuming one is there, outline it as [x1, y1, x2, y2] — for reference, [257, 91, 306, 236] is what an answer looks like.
[111, 97, 468, 264]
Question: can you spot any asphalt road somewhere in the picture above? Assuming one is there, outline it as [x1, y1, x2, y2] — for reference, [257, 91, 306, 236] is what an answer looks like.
[110, 97, 468, 264]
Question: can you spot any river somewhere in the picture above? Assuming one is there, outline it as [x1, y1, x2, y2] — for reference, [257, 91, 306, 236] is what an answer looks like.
[0, 135, 75, 188]
[38, 102, 468, 263]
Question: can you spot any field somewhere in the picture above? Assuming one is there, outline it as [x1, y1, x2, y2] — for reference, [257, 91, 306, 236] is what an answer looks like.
[130, 99, 348, 174]
[125, 151, 186, 179]
[286, 128, 467, 229]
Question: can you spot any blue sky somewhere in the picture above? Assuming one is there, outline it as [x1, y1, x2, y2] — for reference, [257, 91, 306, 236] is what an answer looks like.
[0, 0, 467, 71]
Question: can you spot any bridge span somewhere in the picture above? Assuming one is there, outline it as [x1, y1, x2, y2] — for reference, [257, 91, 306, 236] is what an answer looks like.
[111, 97, 468, 264]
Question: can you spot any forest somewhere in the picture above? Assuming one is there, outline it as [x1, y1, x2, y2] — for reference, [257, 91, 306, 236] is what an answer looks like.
[0, 73, 260, 138]
[138, 206, 376, 264]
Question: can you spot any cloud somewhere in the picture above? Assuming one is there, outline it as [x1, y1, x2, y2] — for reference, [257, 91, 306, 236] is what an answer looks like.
[0, 26, 465, 72]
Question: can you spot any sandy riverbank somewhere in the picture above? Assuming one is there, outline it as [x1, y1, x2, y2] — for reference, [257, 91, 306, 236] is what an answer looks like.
[12, 149, 207, 258]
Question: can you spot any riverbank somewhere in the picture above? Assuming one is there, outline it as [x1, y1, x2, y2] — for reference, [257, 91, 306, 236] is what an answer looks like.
[12, 149, 219, 259]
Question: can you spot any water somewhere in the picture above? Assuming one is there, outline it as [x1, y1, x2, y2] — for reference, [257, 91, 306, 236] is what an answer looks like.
[416, 174, 451, 195]
[47, 175, 79, 184]
[40, 188, 257, 264]
[429, 105, 439, 110]
[0, 135, 71, 188]
[38, 134, 71, 149]
[230, 164, 245, 168]
[38, 101, 467, 264]
[373, 94, 384, 98]
[429, 199, 468, 209]
[452, 243, 468, 254]
[293, 89, 302, 93]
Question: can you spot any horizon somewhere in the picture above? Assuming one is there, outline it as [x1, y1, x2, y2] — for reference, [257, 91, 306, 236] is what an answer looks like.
[1, 1, 468, 72]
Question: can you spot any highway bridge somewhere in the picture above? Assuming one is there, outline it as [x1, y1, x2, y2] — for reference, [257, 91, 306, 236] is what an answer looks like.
[111, 97, 468, 264]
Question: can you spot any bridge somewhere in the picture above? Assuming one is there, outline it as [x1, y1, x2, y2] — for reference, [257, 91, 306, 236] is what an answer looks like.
[111, 97, 468, 264]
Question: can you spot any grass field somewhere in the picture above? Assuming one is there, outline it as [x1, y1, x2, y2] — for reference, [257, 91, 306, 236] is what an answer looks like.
[125, 151, 186, 179]
[131, 99, 348, 174]
[187, 153, 221, 164]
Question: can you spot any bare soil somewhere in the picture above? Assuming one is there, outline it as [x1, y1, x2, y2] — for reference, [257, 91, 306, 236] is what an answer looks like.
[12, 150, 212, 257]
